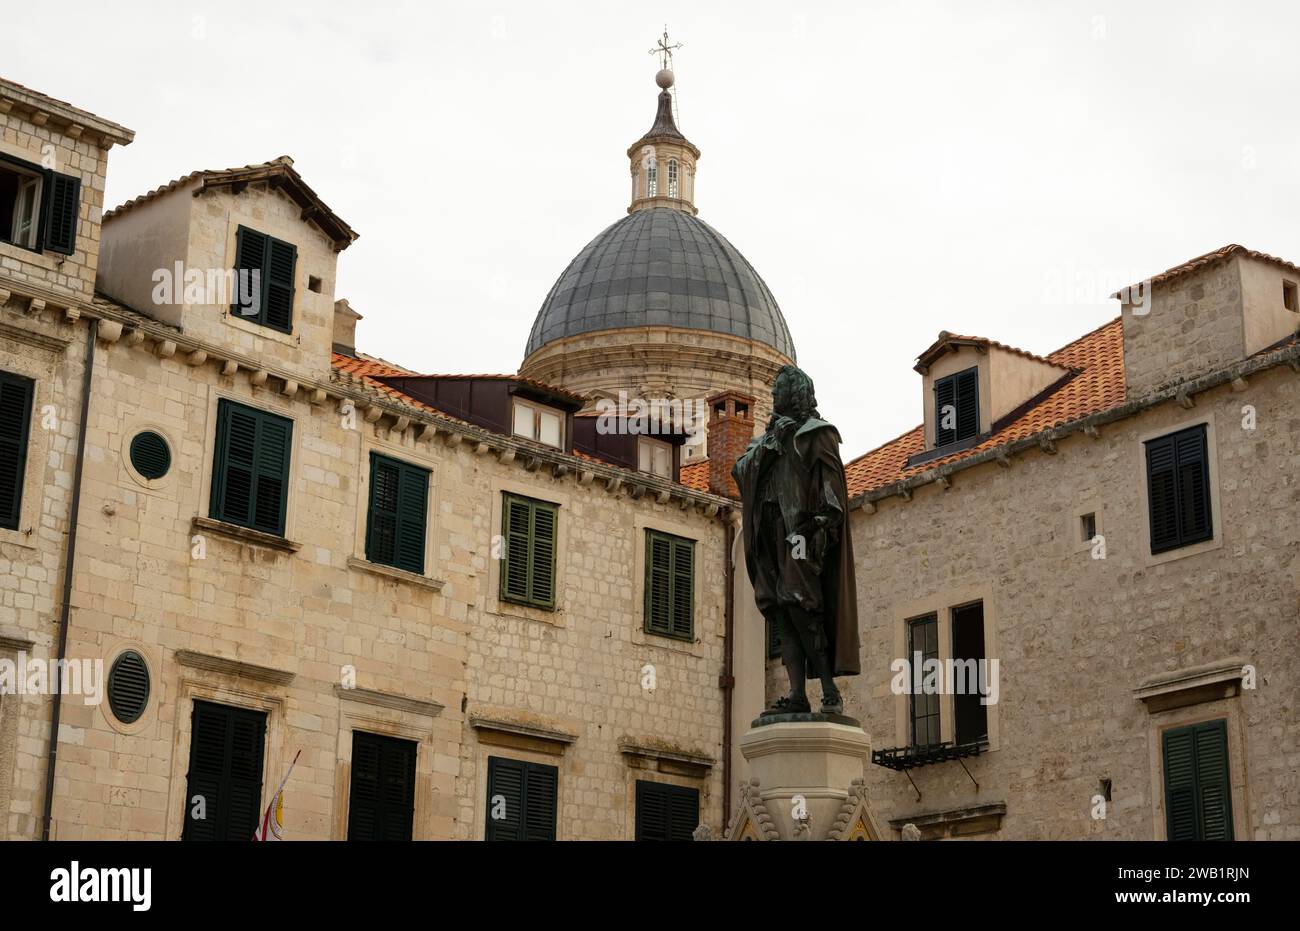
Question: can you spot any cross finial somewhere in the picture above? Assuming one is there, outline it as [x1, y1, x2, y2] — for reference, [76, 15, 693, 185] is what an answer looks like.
[649, 26, 683, 71]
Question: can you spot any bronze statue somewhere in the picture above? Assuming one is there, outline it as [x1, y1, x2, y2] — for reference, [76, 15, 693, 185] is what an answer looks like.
[732, 365, 860, 715]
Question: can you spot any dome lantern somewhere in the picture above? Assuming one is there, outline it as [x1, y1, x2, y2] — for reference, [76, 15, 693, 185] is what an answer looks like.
[629, 30, 699, 216]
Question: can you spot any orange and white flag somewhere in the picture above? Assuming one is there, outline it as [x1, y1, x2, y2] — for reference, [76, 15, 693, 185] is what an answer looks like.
[254, 749, 301, 841]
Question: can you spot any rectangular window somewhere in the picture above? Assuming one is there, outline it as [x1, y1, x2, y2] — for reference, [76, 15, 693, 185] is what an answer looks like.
[209, 399, 293, 536]
[908, 614, 940, 748]
[644, 529, 694, 640]
[0, 370, 35, 530]
[1145, 424, 1212, 554]
[635, 780, 699, 841]
[1284, 280, 1298, 313]
[0, 154, 80, 254]
[485, 756, 557, 841]
[500, 493, 558, 609]
[365, 453, 429, 574]
[182, 700, 266, 841]
[951, 602, 988, 746]
[347, 731, 417, 841]
[1080, 512, 1097, 543]
[1163, 719, 1233, 841]
[637, 437, 673, 478]
[934, 366, 979, 447]
[511, 399, 563, 449]
[231, 225, 297, 333]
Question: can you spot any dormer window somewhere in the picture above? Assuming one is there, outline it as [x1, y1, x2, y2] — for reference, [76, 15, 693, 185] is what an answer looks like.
[512, 398, 563, 449]
[637, 437, 672, 478]
[667, 159, 679, 198]
[934, 366, 979, 446]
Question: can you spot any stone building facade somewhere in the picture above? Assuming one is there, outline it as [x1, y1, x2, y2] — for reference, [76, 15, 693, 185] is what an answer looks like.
[1, 64, 1296, 844]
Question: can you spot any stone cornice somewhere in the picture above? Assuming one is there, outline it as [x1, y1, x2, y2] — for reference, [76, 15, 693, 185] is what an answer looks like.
[192, 516, 301, 553]
[334, 685, 444, 718]
[0, 77, 134, 148]
[1135, 658, 1247, 713]
[0, 318, 71, 354]
[175, 650, 296, 686]
[0, 628, 36, 653]
[854, 341, 1300, 509]
[469, 714, 578, 746]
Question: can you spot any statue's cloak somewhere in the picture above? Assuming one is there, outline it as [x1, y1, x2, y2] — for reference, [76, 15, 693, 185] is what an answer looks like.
[732, 417, 861, 677]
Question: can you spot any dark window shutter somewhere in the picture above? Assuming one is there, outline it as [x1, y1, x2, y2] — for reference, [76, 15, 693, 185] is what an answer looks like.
[644, 530, 694, 640]
[129, 431, 171, 480]
[347, 731, 417, 841]
[42, 171, 80, 255]
[500, 494, 557, 609]
[182, 700, 266, 841]
[210, 400, 292, 536]
[264, 238, 296, 332]
[232, 227, 267, 320]
[486, 756, 557, 841]
[1146, 425, 1211, 554]
[934, 367, 979, 446]
[366, 454, 428, 574]
[635, 780, 700, 841]
[1163, 719, 1233, 841]
[934, 375, 957, 446]
[231, 226, 295, 332]
[0, 371, 35, 530]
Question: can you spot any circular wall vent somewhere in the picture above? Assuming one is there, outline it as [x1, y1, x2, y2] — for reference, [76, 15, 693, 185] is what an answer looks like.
[107, 650, 150, 724]
[129, 431, 171, 480]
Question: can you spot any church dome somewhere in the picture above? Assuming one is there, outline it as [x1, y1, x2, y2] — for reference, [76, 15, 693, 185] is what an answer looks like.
[525, 207, 796, 360]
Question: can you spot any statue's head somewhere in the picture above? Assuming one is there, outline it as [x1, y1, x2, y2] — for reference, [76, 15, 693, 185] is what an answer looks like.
[771, 365, 819, 424]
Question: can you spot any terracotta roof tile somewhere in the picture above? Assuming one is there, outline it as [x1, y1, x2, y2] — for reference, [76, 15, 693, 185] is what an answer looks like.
[1111, 244, 1300, 298]
[845, 317, 1125, 498]
[679, 459, 710, 492]
[915, 331, 1074, 373]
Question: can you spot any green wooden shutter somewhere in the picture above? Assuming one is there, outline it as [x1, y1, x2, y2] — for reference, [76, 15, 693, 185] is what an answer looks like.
[486, 756, 557, 841]
[348, 731, 417, 841]
[210, 400, 292, 536]
[42, 171, 80, 255]
[644, 530, 694, 640]
[264, 238, 296, 332]
[232, 226, 267, 320]
[1163, 719, 1233, 841]
[635, 780, 700, 841]
[954, 368, 979, 441]
[1146, 434, 1179, 552]
[366, 454, 428, 574]
[182, 700, 266, 841]
[934, 375, 957, 446]
[0, 372, 35, 530]
[500, 494, 557, 609]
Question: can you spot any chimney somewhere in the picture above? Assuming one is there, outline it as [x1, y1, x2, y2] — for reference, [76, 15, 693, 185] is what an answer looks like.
[332, 298, 362, 356]
[706, 390, 755, 499]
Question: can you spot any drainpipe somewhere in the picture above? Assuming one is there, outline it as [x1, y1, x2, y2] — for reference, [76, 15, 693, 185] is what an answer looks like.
[720, 514, 735, 832]
[41, 317, 97, 840]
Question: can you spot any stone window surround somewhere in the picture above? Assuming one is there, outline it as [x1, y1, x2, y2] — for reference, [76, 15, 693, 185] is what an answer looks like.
[1143, 699, 1250, 842]
[621, 766, 708, 842]
[469, 730, 574, 841]
[350, 429, 445, 583]
[890, 583, 1001, 753]
[0, 324, 71, 549]
[195, 383, 305, 545]
[0, 629, 35, 839]
[218, 206, 314, 349]
[1135, 411, 1224, 568]
[485, 476, 570, 627]
[1071, 496, 1106, 555]
[163, 674, 287, 840]
[119, 419, 180, 492]
[99, 639, 161, 737]
[332, 689, 442, 841]
[632, 511, 706, 657]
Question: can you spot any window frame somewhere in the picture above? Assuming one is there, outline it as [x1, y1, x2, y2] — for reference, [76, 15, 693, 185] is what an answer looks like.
[208, 399, 294, 537]
[0, 152, 46, 252]
[1161, 718, 1234, 841]
[230, 225, 297, 334]
[181, 699, 267, 841]
[634, 779, 699, 841]
[643, 528, 695, 642]
[1144, 423, 1213, 555]
[933, 365, 980, 447]
[485, 755, 558, 841]
[511, 398, 564, 449]
[637, 436, 673, 478]
[907, 613, 941, 748]
[364, 451, 430, 575]
[499, 492, 558, 611]
[347, 730, 418, 841]
[667, 159, 679, 198]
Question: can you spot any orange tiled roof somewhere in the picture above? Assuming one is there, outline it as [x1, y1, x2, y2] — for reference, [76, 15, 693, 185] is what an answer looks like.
[679, 459, 710, 492]
[914, 331, 1074, 374]
[1111, 243, 1300, 298]
[845, 317, 1125, 498]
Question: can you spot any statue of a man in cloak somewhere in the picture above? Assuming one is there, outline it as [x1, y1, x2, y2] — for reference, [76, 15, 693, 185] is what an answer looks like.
[732, 365, 860, 715]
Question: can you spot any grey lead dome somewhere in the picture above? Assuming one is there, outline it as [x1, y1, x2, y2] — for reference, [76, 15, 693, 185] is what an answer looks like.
[525, 208, 796, 361]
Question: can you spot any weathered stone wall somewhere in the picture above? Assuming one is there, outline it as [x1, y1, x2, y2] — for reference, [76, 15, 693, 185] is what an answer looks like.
[841, 365, 1298, 839]
[1123, 260, 1245, 399]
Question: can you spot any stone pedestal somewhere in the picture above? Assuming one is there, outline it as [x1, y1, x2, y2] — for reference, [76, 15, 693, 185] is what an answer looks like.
[728, 716, 885, 840]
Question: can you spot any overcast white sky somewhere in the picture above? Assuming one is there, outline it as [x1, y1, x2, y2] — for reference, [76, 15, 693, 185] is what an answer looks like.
[6, 1, 1298, 456]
